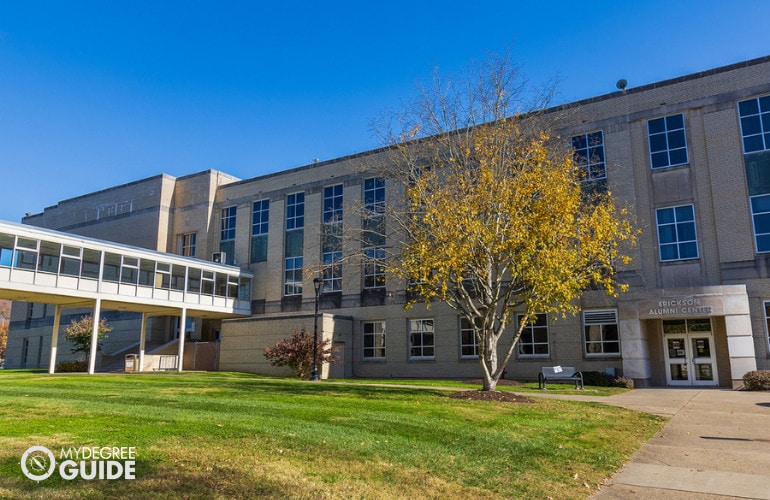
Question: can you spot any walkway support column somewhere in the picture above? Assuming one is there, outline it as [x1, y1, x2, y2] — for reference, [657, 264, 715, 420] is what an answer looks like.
[139, 313, 148, 372]
[48, 305, 62, 374]
[88, 298, 102, 374]
[177, 308, 187, 372]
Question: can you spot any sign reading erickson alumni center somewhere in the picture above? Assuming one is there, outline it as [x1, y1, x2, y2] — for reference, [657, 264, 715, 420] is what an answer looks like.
[648, 297, 713, 317]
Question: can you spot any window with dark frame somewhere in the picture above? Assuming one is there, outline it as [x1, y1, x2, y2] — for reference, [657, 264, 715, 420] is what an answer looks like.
[584, 309, 620, 355]
[571, 131, 606, 181]
[362, 321, 386, 359]
[322, 185, 343, 292]
[409, 318, 434, 359]
[219, 206, 236, 265]
[251, 199, 269, 263]
[648, 114, 688, 169]
[656, 204, 698, 261]
[517, 313, 549, 357]
[459, 317, 478, 358]
[284, 193, 304, 296]
[738, 95, 770, 154]
[363, 178, 386, 289]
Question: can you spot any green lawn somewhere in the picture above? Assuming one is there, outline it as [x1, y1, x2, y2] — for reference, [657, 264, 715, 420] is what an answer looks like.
[0, 372, 663, 499]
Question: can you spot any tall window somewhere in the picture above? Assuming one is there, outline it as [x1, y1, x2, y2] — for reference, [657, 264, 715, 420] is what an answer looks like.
[409, 318, 434, 360]
[738, 96, 770, 154]
[648, 114, 688, 169]
[363, 178, 386, 289]
[284, 193, 304, 296]
[362, 321, 386, 359]
[656, 204, 698, 261]
[251, 199, 269, 262]
[584, 309, 620, 356]
[571, 131, 606, 181]
[219, 206, 236, 265]
[517, 313, 549, 357]
[751, 194, 770, 252]
[180, 233, 196, 257]
[763, 302, 770, 351]
[459, 317, 478, 358]
[322, 184, 343, 292]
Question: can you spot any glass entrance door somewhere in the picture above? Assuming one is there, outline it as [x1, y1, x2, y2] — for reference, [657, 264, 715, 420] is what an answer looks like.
[663, 319, 718, 386]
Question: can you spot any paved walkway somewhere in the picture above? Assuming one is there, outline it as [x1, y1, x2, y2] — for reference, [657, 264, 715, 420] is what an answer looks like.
[570, 389, 770, 499]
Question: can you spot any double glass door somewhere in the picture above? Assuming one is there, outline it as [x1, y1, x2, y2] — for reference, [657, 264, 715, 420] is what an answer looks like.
[663, 319, 718, 386]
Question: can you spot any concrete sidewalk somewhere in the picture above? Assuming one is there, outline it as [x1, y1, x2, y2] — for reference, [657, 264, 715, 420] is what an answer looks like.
[585, 389, 770, 499]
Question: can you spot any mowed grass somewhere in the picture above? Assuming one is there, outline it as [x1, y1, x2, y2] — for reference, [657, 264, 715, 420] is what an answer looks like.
[0, 372, 663, 499]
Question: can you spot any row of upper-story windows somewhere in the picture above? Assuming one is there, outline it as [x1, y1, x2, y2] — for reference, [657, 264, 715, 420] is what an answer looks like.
[361, 309, 619, 362]
[570, 94, 770, 259]
[187, 96, 770, 271]
[571, 94, 770, 179]
[205, 178, 387, 295]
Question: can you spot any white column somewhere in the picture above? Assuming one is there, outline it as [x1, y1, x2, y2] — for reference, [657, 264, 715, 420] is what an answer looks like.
[138, 313, 147, 372]
[177, 308, 187, 372]
[48, 305, 62, 374]
[88, 298, 102, 375]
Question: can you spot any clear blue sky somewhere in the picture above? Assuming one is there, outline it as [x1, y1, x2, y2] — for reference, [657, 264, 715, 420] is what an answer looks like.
[1, 0, 769, 222]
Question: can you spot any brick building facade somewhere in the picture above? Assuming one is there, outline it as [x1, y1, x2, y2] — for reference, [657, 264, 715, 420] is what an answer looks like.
[7, 56, 770, 387]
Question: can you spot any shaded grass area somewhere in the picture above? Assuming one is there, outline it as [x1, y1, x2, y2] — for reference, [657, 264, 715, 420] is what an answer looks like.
[0, 372, 663, 499]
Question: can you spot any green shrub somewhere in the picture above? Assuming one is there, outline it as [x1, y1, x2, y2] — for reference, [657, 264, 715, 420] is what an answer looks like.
[56, 360, 87, 372]
[742, 370, 770, 391]
[582, 371, 634, 388]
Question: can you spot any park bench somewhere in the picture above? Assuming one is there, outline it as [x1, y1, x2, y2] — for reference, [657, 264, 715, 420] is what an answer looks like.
[538, 366, 584, 390]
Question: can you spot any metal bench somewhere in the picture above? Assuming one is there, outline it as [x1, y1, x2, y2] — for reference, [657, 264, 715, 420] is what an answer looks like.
[538, 366, 584, 390]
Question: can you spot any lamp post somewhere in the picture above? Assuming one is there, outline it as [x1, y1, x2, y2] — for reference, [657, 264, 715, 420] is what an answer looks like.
[309, 277, 323, 381]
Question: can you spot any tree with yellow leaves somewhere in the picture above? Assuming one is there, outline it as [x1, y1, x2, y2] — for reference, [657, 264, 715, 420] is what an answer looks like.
[380, 54, 636, 391]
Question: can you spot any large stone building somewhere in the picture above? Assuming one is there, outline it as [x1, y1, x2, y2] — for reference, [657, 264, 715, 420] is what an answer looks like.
[6, 56, 770, 388]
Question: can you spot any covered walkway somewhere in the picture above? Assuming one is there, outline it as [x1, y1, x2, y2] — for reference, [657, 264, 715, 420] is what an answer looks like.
[0, 220, 253, 374]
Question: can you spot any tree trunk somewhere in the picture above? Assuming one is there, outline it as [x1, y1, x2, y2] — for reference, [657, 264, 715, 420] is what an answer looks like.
[482, 375, 497, 391]
[481, 334, 499, 391]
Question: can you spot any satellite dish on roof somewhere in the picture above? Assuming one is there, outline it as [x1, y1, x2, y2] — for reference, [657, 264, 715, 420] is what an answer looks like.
[616, 79, 628, 90]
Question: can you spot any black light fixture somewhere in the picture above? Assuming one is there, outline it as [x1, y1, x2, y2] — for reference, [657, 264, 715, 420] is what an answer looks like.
[309, 277, 323, 381]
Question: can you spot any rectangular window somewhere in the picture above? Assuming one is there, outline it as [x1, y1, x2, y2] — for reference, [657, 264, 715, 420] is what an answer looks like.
[571, 131, 606, 181]
[323, 184, 343, 224]
[284, 256, 303, 296]
[763, 300, 770, 347]
[584, 309, 620, 356]
[286, 192, 305, 230]
[181, 233, 197, 257]
[738, 95, 770, 154]
[363, 178, 386, 289]
[322, 185, 343, 292]
[284, 193, 304, 296]
[409, 318, 434, 360]
[364, 177, 385, 215]
[517, 313, 549, 357]
[251, 199, 269, 262]
[59, 245, 82, 276]
[363, 247, 386, 289]
[751, 194, 770, 252]
[220, 206, 236, 264]
[656, 204, 698, 261]
[648, 114, 688, 169]
[120, 256, 139, 284]
[459, 317, 478, 358]
[362, 321, 386, 359]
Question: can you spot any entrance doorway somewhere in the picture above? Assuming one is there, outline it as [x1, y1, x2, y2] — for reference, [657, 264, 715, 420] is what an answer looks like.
[662, 318, 718, 386]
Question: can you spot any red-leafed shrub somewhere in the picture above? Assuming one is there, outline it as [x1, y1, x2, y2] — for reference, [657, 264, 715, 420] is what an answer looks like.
[264, 328, 339, 379]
